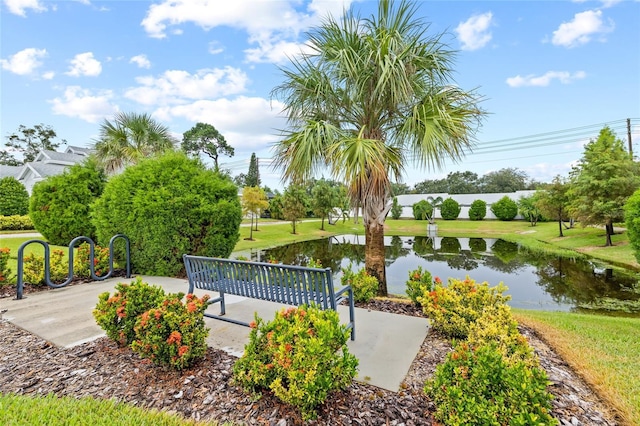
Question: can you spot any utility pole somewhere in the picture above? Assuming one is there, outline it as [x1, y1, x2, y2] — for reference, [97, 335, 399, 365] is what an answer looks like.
[628, 118, 633, 158]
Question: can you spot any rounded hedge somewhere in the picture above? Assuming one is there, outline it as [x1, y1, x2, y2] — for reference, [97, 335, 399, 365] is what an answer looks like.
[468, 199, 487, 221]
[91, 151, 242, 276]
[440, 198, 461, 220]
[624, 188, 640, 264]
[490, 196, 518, 221]
[412, 200, 433, 220]
[29, 159, 106, 245]
[0, 177, 29, 216]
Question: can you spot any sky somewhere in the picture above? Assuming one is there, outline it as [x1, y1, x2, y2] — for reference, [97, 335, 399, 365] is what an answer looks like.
[1, 0, 639, 191]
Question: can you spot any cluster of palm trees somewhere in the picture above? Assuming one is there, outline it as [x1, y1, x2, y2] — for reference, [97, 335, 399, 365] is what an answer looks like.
[92, 0, 484, 297]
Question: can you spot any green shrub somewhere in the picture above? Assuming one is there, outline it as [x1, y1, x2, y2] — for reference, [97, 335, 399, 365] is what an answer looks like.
[21, 250, 68, 285]
[0, 215, 33, 230]
[93, 278, 167, 346]
[91, 151, 242, 276]
[625, 189, 640, 264]
[468, 199, 487, 221]
[73, 243, 111, 278]
[491, 196, 519, 221]
[425, 342, 556, 426]
[467, 304, 535, 366]
[29, 159, 106, 245]
[131, 292, 210, 370]
[405, 266, 433, 306]
[440, 197, 460, 220]
[412, 200, 432, 220]
[233, 305, 358, 420]
[0, 247, 12, 286]
[0, 177, 29, 216]
[390, 197, 402, 219]
[341, 264, 377, 303]
[418, 276, 510, 339]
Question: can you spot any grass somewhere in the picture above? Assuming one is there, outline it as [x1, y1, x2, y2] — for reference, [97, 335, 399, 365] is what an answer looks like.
[514, 309, 640, 426]
[0, 393, 224, 425]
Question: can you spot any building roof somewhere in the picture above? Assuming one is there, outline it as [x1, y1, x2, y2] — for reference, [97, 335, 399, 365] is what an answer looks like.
[34, 149, 88, 165]
[65, 145, 94, 156]
[17, 162, 69, 181]
[0, 165, 22, 179]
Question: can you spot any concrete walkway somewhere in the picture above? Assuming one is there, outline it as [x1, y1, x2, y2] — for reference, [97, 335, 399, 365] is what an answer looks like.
[1, 276, 429, 392]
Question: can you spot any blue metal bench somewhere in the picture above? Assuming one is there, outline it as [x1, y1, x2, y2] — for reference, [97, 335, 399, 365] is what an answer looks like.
[183, 255, 355, 340]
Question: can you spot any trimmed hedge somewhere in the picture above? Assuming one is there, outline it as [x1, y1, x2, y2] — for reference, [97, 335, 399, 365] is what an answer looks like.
[440, 197, 460, 220]
[91, 151, 242, 276]
[491, 196, 518, 221]
[0, 215, 33, 231]
[0, 177, 29, 216]
[468, 199, 487, 221]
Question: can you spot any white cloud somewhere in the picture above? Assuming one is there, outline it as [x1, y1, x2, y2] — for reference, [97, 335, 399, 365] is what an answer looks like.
[244, 35, 311, 64]
[455, 12, 494, 51]
[42, 71, 55, 80]
[124, 67, 249, 106]
[154, 96, 287, 150]
[0, 47, 47, 75]
[50, 86, 118, 123]
[66, 52, 102, 77]
[130, 54, 151, 69]
[506, 71, 586, 87]
[4, 0, 47, 16]
[551, 10, 614, 48]
[140, 0, 352, 63]
[208, 41, 224, 55]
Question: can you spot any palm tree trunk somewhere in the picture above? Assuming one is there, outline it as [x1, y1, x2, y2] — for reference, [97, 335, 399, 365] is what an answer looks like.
[365, 220, 387, 296]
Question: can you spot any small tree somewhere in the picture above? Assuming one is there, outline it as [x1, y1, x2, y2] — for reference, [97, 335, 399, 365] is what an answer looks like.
[412, 200, 433, 220]
[269, 192, 285, 220]
[29, 159, 106, 245]
[0, 177, 29, 216]
[246, 153, 260, 187]
[242, 186, 269, 239]
[282, 184, 308, 234]
[535, 176, 570, 237]
[311, 179, 339, 230]
[491, 196, 518, 221]
[468, 199, 486, 221]
[518, 194, 542, 226]
[440, 198, 461, 220]
[182, 122, 234, 171]
[390, 197, 402, 219]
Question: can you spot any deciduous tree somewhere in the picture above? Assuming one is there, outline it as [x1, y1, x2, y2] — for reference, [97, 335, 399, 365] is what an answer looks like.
[242, 186, 269, 239]
[181, 122, 234, 171]
[282, 185, 308, 234]
[4, 123, 66, 164]
[535, 176, 570, 237]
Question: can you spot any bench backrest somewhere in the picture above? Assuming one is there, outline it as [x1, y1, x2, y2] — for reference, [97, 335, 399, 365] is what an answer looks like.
[183, 255, 338, 309]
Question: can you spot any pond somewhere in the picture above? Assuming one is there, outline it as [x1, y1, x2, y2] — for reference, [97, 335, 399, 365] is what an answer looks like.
[247, 235, 640, 316]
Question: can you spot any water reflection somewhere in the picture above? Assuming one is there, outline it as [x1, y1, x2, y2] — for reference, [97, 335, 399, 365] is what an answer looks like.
[251, 235, 640, 315]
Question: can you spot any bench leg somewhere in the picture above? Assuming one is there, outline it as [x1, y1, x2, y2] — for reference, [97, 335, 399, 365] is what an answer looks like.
[219, 291, 226, 316]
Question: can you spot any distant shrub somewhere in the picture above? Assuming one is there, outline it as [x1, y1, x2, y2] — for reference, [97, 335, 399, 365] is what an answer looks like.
[29, 159, 106, 245]
[0, 247, 12, 286]
[440, 197, 460, 220]
[390, 197, 402, 219]
[21, 250, 68, 285]
[91, 152, 242, 276]
[73, 243, 111, 278]
[412, 200, 432, 221]
[405, 267, 435, 306]
[341, 263, 377, 303]
[491, 196, 519, 221]
[0, 177, 29, 216]
[233, 305, 358, 420]
[625, 189, 640, 264]
[468, 199, 487, 221]
[0, 215, 33, 230]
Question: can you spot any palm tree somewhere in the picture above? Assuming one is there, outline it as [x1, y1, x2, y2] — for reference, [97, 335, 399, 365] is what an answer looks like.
[272, 0, 485, 295]
[94, 112, 176, 173]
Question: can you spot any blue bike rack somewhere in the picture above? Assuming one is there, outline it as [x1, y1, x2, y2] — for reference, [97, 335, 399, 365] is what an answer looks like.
[16, 234, 131, 300]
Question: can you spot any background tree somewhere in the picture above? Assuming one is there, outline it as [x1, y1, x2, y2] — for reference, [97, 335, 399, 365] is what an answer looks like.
[311, 179, 339, 230]
[479, 168, 533, 193]
[391, 182, 411, 196]
[535, 176, 570, 237]
[272, 0, 485, 295]
[246, 153, 260, 187]
[29, 159, 106, 245]
[181, 122, 234, 171]
[440, 197, 461, 220]
[93, 112, 176, 173]
[282, 185, 308, 234]
[233, 173, 247, 188]
[242, 186, 269, 239]
[4, 123, 66, 164]
[390, 197, 402, 219]
[491, 196, 518, 221]
[446, 171, 481, 194]
[567, 126, 640, 246]
[91, 151, 242, 276]
[0, 177, 29, 216]
[268, 191, 285, 220]
[468, 199, 486, 221]
[413, 178, 448, 194]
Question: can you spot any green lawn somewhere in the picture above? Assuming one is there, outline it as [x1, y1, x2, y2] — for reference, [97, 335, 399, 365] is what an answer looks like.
[514, 310, 640, 425]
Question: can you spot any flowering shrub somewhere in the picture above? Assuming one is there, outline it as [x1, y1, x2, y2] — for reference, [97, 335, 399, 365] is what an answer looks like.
[405, 267, 435, 306]
[73, 243, 111, 278]
[425, 342, 556, 425]
[21, 250, 68, 285]
[418, 276, 510, 338]
[467, 303, 536, 367]
[131, 292, 210, 370]
[233, 304, 358, 420]
[0, 247, 12, 286]
[93, 278, 167, 346]
[340, 263, 377, 303]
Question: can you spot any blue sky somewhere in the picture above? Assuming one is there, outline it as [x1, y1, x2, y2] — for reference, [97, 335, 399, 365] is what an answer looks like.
[2, 0, 639, 191]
